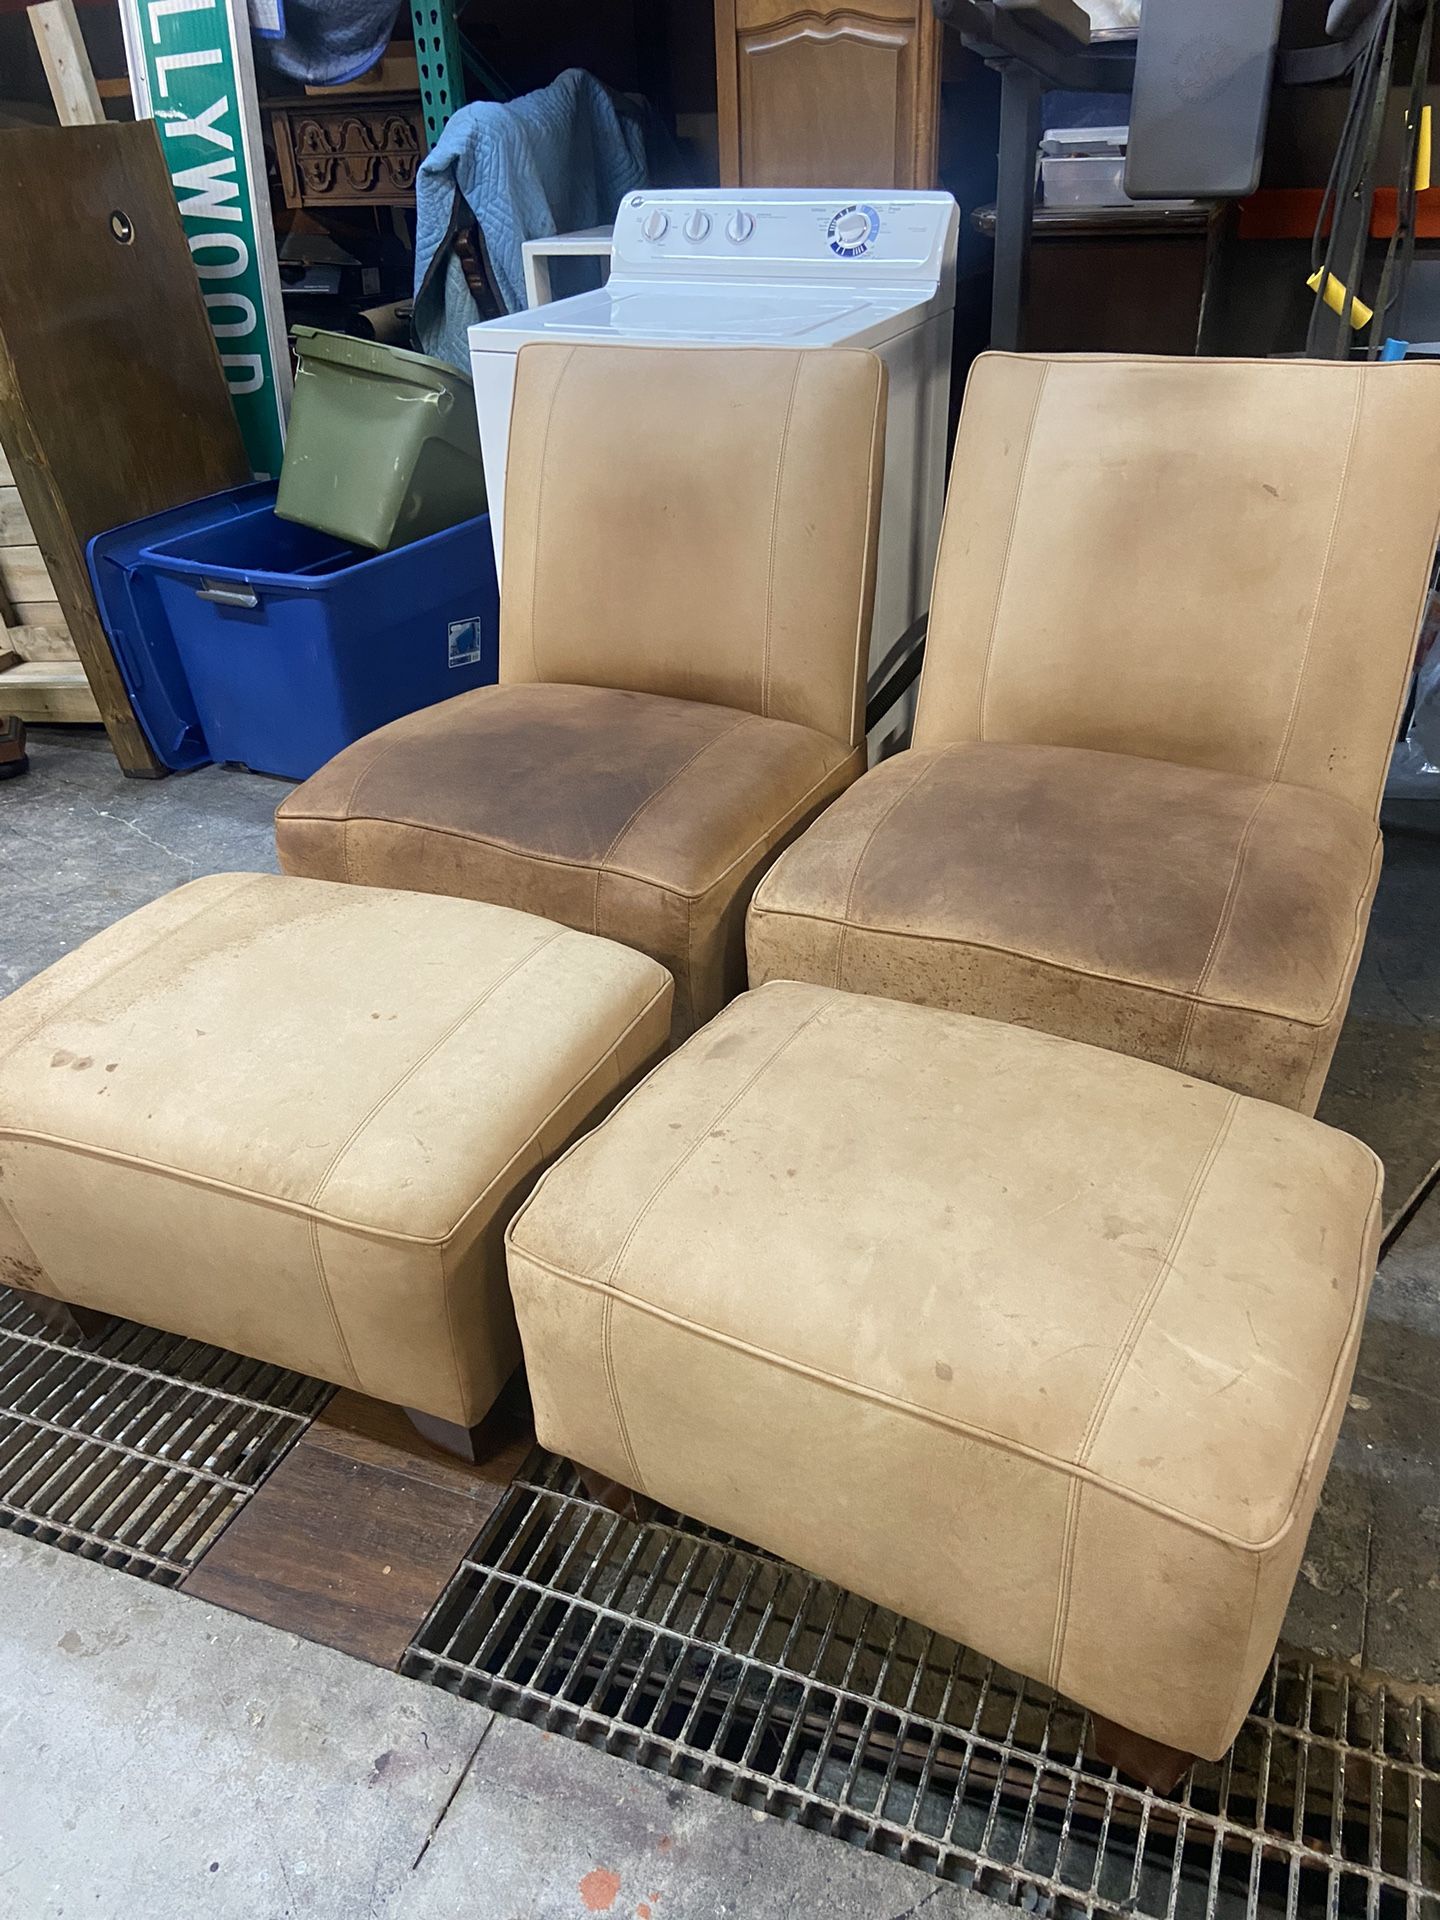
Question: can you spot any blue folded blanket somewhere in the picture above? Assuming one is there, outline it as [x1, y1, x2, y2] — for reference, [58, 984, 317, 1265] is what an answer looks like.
[414, 68, 648, 370]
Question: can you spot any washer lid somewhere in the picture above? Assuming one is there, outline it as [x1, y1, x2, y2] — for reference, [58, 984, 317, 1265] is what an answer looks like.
[468, 283, 923, 352]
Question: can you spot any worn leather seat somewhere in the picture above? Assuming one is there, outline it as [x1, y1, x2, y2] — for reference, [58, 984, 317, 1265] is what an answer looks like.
[0, 874, 671, 1451]
[748, 353, 1440, 1110]
[278, 341, 887, 1037]
[506, 981, 1381, 1765]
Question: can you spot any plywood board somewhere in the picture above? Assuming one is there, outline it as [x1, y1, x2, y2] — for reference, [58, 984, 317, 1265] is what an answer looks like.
[0, 123, 250, 773]
[0, 488, 33, 545]
[0, 545, 53, 605]
[0, 659, 100, 723]
[10, 613, 75, 661]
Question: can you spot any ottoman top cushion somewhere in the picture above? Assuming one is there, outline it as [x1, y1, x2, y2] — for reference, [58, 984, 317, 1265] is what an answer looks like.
[508, 980, 1381, 1550]
[0, 874, 671, 1243]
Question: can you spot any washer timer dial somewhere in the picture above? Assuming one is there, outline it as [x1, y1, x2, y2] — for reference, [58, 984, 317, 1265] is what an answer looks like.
[725, 209, 755, 244]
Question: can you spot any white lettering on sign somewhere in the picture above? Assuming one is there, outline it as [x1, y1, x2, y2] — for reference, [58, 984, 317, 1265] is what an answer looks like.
[159, 95, 233, 149]
[141, 0, 281, 444]
[173, 157, 242, 221]
[147, 0, 215, 40]
[205, 291, 257, 337]
[221, 354, 264, 394]
[189, 231, 250, 277]
[155, 47, 223, 95]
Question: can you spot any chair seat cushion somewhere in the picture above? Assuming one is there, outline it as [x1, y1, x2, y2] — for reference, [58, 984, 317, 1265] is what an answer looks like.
[747, 741, 1382, 1110]
[277, 683, 861, 1035]
[506, 981, 1380, 1760]
[0, 873, 671, 1426]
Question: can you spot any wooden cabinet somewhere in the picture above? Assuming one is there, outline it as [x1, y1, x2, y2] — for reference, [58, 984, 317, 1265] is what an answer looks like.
[714, 0, 940, 189]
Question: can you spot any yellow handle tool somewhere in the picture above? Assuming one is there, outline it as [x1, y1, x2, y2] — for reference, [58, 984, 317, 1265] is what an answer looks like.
[1417, 103, 1433, 193]
[1306, 269, 1375, 329]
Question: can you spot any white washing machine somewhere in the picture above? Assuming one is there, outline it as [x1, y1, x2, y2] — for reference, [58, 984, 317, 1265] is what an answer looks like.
[469, 189, 959, 742]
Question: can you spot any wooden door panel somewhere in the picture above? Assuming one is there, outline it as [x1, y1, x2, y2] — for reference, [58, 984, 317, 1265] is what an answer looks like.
[737, 15, 912, 187]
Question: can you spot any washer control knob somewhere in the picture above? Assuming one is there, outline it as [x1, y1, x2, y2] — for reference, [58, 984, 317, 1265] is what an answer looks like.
[640, 208, 669, 241]
[834, 211, 870, 248]
[683, 209, 712, 242]
[725, 209, 755, 244]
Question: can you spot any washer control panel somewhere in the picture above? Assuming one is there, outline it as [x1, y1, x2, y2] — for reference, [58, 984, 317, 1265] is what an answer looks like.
[612, 190, 957, 287]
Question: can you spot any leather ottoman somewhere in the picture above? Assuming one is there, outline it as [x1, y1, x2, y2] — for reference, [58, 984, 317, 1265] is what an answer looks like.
[0, 873, 670, 1454]
[505, 981, 1380, 1775]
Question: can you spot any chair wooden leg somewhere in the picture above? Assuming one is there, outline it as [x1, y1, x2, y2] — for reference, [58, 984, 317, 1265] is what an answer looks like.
[405, 1407, 488, 1462]
[1090, 1714, 1198, 1794]
[576, 1464, 656, 1523]
[9, 1285, 113, 1346]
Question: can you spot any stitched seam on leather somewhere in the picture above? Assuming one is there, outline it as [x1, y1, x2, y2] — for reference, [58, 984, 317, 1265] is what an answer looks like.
[308, 927, 566, 1213]
[681, 890, 697, 1030]
[694, 750, 857, 911]
[1271, 371, 1364, 790]
[521, 1218, 1374, 1554]
[1174, 785, 1277, 1073]
[597, 716, 757, 875]
[0, 977, 674, 1247]
[601, 1291, 647, 1492]
[1049, 1482, 1083, 1688]
[278, 785, 852, 903]
[1077, 1097, 1239, 1468]
[277, 690, 504, 837]
[833, 756, 940, 990]
[445, 978, 671, 1248]
[631, 746, 855, 903]
[849, 363, 887, 748]
[761, 358, 805, 722]
[749, 892, 1371, 1028]
[1048, 1096, 1239, 1682]
[1218, 1548, 1266, 1757]
[605, 1003, 834, 1290]
[437, 1236, 469, 1424]
[308, 1216, 362, 1389]
[0, 874, 262, 1082]
[974, 362, 1049, 742]
[526, 344, 578, 687]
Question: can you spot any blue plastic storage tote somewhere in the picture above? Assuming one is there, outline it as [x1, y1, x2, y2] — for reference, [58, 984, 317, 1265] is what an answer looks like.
[87, 483, 276, 772]
[87, 483, 499, 781]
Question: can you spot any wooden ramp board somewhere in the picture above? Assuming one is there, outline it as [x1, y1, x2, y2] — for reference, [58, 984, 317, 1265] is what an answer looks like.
[0, 123, 250, 774]
[183, 1386, 534, 1668]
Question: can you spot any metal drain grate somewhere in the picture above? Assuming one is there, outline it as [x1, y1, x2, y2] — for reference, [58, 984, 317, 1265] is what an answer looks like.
[0, 1288, 329, 1583]
[405, 1452, 1440, 1920]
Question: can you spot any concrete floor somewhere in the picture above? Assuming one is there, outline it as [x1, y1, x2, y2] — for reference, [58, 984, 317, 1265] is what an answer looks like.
[5, 726, 1440, 1909]
[1, 727, 287, 997]
[0, 1532, 1000, 1920]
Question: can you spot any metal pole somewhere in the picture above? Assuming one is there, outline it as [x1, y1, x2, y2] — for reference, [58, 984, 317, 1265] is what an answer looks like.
[991, 59, 1043, 351]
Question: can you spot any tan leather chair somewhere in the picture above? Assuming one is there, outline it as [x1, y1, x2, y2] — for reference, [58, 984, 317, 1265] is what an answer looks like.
[749, 353, 1440, 1111]
[277, 341, 887, 1037]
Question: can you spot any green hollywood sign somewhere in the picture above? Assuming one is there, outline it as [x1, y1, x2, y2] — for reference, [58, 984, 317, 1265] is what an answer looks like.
[121, 0, 291, 476]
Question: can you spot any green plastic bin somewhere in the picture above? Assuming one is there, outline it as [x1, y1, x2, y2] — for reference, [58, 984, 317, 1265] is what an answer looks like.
[276, 327, 487, 552]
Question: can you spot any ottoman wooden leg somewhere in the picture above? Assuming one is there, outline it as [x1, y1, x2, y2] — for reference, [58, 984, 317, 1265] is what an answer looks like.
[405, 1408, 490, 1462]
[1090, 1714, 1198, 1794]
[8, 1286, 114, 1346]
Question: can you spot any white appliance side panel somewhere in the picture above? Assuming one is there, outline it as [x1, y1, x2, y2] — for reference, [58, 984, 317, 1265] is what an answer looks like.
[470, 351, 519, 584]
[867, 311, 951, 759]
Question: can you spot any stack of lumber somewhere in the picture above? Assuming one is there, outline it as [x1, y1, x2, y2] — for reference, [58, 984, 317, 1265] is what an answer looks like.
[0, 444, 99, 724]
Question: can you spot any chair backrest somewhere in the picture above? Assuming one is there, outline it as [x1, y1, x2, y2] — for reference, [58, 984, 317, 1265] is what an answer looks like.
[501, 341, 887, 749]
[913, 353, 1440, 817]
